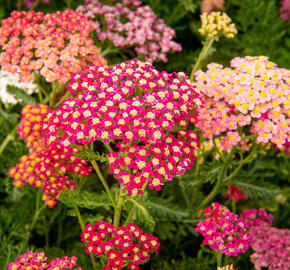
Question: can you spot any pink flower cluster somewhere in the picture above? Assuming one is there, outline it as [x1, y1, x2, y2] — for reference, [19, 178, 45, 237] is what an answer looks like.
[225, 184, 247, 202]
[76, 0, 181, 62]
[9, 104, 91, 207]
[8, 251, 81, 270]
[195, 202, 251, 256]
[280, 0, 290, 21]
[0, 9, 106, 84]
[242, 208, 290, 270]
[23, 0, 50, 9]
[195, 56, 290, 151]
[81, 221, 160, 270]
[44, 59, 202, 196]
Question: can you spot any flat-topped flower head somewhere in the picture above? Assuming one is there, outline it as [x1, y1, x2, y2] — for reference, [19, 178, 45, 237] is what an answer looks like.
[77, 0, 181, 62]
[217, 265, 236, 270]
[44, 59, 202, 195]
[195, 202, 251, 256]
[81, 221, 160, 270]
[241, 208, 290, 270]
[225, 184, 247, 202]
[195, 56, 290, 152]
[199, 11, 237, 40]
[8, 251, 82, 270]
[0, 9, 106, 84]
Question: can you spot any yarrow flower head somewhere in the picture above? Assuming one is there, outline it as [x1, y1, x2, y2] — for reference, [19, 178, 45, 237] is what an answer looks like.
[9, 104, 92, 207]
[225, 184, 247, 202]
[81, 221, 160, 270]
[217, 265, 236, 270]
[199, 11, 237, 41]
[0, 69, 38, 104]
[0, 9, 106, 84]
[195, 202, 251, 256]
[280, 0, 290, 21]
[201, 0, 225, 14]
[44, 59, 202, 196]
[241, 208, 290, 270]
[8, 251, 81, 270]
[195, 56, 290, 151]
[76, 0, 181, 62]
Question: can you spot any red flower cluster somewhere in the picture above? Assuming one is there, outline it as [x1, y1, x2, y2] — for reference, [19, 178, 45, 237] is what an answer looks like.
[81, 221, 160, 270]
[225, 184, 247, 202]
[9, 104, 91, 207]
[8, 251, 81, 270]
[44, 60, 202, 196]
[195, 202, 251, 256]
[0, 9, 106, 83]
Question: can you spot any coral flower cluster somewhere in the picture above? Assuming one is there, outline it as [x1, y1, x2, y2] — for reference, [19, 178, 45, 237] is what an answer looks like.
[0, 69, 38, 104]
[9, 104, 91, 207]
[44, 59, 202, 196]
[217, 265, 235, 270]
[76, 0, 181, 62]
[199, 11, 237, 40]
[81, 221, 160, 270]
[241, 208, 290, 270]
[0, 9, 106, 83]
[195, 202, 251, 256]
[195, 56, 290, 151]
[8, 251, 81, 270]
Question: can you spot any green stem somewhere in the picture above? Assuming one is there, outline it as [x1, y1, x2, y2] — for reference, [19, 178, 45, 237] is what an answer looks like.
[190, 37, 215, 81]
[49, 82, 58, 107]
[74, 205, 97, 270]
[104, 142, 114, 153]
[113, 190, 126, 227]
[215, 250, 222, 267]
[17, 0, 23, 10]
[90, 159, 116, 209]
[213, 138, 226, 163]
[22, 191, 46, 249]
[179, 182, 191, 208]
[0, 126, 17, 156]
[54, 90, 71, 108]
[30, 0, 40, 10]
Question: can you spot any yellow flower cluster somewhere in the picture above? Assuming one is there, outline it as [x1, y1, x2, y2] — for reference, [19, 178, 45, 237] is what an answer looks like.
[199, 12, 237, 40]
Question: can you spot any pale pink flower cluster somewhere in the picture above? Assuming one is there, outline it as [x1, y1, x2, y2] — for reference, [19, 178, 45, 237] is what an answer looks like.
[76, 0, 182, 62]
[242, 208, 290, 270]
[0, 10, 106, 84]
[44, 59, 202, 196]
[195, 202, 251, 256]
[8, 251, 81, 269]
[9, 104, 91, 207]
[195, 56, 290, 151]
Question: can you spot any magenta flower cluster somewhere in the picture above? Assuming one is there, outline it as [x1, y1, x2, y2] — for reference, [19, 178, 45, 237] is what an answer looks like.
[8, 251, 81, 270]
[76, 0, 182, 62]
[81, 221, 160, 270]
[44, 59, 202, 196]
[242, 208, 290, 270]
[195, 202, 251, 256]
[195, 56, 290, 151]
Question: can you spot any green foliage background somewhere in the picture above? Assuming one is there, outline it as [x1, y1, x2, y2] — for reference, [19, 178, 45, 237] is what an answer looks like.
[0, 0, 289, 269]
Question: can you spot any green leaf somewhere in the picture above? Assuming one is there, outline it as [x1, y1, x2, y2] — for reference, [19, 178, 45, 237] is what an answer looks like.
[148, 197, 188, 220]
[59, 190, 111, 209]
[234, 180, 280, 200]
[75, 149, 108, 162]
[178, 0, 197, 13]
[6, 85, 36, 105]
[128, 197, 155, 231]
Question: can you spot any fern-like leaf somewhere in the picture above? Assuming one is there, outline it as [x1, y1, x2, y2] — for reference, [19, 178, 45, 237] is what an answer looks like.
[7, 85, 36, 105]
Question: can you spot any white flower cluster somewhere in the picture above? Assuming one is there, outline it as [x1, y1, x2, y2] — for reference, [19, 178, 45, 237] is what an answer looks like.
[0, 70, 38, 104]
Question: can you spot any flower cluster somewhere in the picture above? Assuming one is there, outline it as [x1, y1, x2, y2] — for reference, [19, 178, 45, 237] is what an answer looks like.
[195, 56, 290, 151]
[195, 202, 251, 256]
[9, 104, 91, 207]
[0, 9, 106, 84]
[280, 0, 290, 21]
[81, 221, 160, 270]
[0, 69, 38, 104]
[242, 208, 290, 270]
[23, 0, 50, 9]
[217, 265, 235, 270]
[8, 251, 81, 270]
[225, 184, 247, 202]
[44, 60, 202, 196]
[199, 11, 237, 40]
[76, 0, 181, 62]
